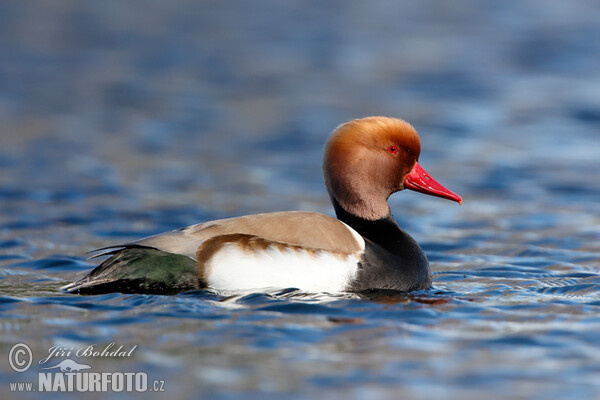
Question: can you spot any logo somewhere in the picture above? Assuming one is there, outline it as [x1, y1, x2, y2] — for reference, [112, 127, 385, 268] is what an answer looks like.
[8, 343, 33, 372]
[41, 359, 91, 372]
[7, 342, 165, 393]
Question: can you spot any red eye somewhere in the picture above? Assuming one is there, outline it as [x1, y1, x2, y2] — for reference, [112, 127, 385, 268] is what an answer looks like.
[388, 145, 398, 154]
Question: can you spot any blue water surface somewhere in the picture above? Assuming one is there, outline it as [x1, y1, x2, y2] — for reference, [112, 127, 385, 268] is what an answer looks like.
[1, 1, 600, 399]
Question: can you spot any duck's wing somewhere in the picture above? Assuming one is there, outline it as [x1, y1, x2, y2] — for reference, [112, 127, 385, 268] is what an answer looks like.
[61, 247, 200, 294]
[63, 211, 364, 295]
[131, 211, 364, 258]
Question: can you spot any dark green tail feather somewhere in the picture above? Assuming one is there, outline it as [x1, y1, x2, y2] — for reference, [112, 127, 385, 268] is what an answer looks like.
[64, 247, 202, 295]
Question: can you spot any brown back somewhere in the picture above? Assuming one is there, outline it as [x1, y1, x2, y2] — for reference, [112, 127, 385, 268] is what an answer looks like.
[134, 211, 363, 259]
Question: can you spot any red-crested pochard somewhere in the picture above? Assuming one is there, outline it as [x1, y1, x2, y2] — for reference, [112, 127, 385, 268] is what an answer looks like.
[64, 116, 461, 295]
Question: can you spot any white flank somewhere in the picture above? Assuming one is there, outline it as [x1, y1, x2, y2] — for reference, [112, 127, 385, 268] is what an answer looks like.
[205, 244, 360, 293]
[339, 221, 365, 251]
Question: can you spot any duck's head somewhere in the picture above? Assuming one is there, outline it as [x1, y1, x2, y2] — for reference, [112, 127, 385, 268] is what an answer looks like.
[323, 116, 462, 221]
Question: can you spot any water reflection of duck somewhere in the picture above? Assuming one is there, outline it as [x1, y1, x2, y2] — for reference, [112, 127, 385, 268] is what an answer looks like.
[63, 116, 462, 295]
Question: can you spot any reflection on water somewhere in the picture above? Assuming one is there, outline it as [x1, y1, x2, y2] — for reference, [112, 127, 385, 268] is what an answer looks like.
[1, 1, 600, 399]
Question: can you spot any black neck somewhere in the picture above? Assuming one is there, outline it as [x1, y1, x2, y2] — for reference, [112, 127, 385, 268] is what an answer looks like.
[331, 197, 410, 255]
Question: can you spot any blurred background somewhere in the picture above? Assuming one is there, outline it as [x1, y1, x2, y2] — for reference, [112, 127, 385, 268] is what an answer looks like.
[1, 1, 600, 399]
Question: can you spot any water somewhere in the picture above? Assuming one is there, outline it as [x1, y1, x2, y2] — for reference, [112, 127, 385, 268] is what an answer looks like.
[1, 1, 600, 399]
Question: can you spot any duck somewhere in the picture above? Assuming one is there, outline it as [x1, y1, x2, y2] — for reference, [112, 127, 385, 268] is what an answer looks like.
[63, 116, 462, 295]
